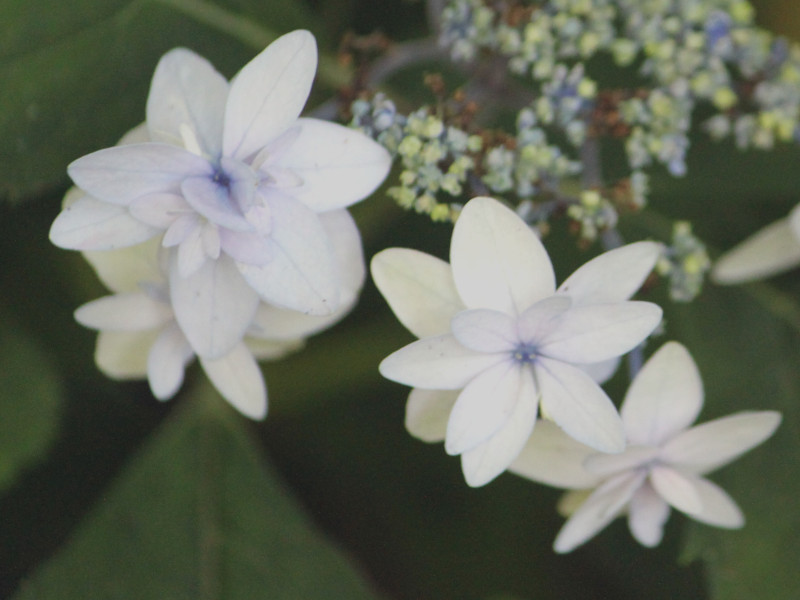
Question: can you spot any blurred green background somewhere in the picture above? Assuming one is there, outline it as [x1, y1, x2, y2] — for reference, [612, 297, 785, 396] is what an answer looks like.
[1, 1, 799, 598]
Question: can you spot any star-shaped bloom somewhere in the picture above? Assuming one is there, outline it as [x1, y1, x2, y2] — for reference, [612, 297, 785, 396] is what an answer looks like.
[510, 342, 781, 553]
[72, 187, 366, 420]
[50, 30, 390, 360]
[713, 203, 800, 284]
[374, 196, 663, 486]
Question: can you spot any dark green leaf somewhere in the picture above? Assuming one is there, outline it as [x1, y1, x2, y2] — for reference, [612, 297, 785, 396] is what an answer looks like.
[11, 389, 382, 600]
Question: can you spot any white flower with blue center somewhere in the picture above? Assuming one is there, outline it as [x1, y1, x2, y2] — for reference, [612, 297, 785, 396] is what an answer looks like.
[50, 30, 390, 360]
[373, 196, 663, 486]
[510, 342, 781, 553]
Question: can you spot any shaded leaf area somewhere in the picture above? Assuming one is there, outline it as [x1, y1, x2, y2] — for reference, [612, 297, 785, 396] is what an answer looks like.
[11, 390, 382, 600]
[0, 0, 318, 201]
[623, 135, 800, 599]
[0, 316, 63, 491]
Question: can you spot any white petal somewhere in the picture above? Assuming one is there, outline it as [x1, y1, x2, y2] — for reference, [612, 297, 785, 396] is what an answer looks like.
[649, 465, 703, 516]
[177, 225, 210, 277]
[583, 445, 660, 478]
[147, 323, 194, 400]
[537, 301, 662, 364]
[50, 196, 158, 250]
[94, 330, 156, 379]
[558, 241, 661, 305]
[272, 118, 391, 211]
[451, 196, 555, 313]
[450, 309, 518, 353]
[621, 341, 704, 446]
[553, 470, 646, 553]
[404, 389, 457, 443]
[577, 357, 620, 384]
[219, 229, 273, 265]
[515, 295, 572, 343]
[460, 386, 538, 487]
[660, 411, 781, 475]
[319, 209, 365, 305]
[627, 483, 671, 547]
[371, 248, 464, 339]
[129, 193, 190, 229]
[445, 361, 535, 455]
[536, 358, 626, 453]
[169, 252, 260, 359]
[68, 144, 211, 204]
[181, 175, 252, 231]
[687, 476, 744, 528]
[712, 216, 800, 284]
[509, 419, 600, 489]
[236, 194, 339, 315]
[146, 48, 228, 157]
[82, 237, 163, 294]
[224, 30, 317, 160]
[199, 342, 267, 420]
[75, 293, 173, 331]
[379, 334, 502, 389]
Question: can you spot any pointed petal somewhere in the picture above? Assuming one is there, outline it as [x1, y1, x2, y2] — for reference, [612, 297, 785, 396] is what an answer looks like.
[181, 176, 252, 231]
[649, 465, 703, 516]
[515, 295, 572, 342]
[176, 225, 210, 277]
[272, 118, 391, 210]
[445, 361, 535, 455]
[460, 386, 538, 487]
[50, 196, 158, 250]
[224, 30, 317, 160]
[712, 216, 800, 284]
[536, 358, 626, 453]
[199, 342, 267, 420]
[553, 470, 646, 553]
[687, 476, 744, 528]
[94, 330, 156, 379]
[509, 419, 600, 489]
[379, 334, 502, 389]
[627, 483, 671, 547]
[577, 357, 620, 384]
[82, 237, 164, 293]
[245, 337, 304, 361]
[236, 194, 339, 315]
[129, 193, 190, 229]
[68, 144, 211, 204]
[538, 301, 662, 364]
[558, 241, 661, 305]
[147, 323, 194, 400]
[405, 389, 457, 443]
[451, 196, 555, 313]
[621, 341, 704, 446]
[371, 248, 464, 339]
[583, 445, 660, 478]
[451, 309, 518, 353]
[660, 411, 781, 475]
[75, 293, 173, 331]
[146, 47, 228, 157]
[169, 252, 260, 359]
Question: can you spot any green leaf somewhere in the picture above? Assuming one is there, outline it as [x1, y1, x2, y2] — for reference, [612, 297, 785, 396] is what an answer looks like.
[0, 0, 339, 202]
[11, 388, 381, 600]
[0, 317, 63, 490]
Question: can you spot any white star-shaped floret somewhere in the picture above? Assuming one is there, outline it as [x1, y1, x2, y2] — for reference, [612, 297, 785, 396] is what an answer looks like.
[713, 203, 800, 284]
[73, 191, 366, 420]
[509, 341, 782, 553]
[50, 30, 390, 359]
[373, 196, 663, 486]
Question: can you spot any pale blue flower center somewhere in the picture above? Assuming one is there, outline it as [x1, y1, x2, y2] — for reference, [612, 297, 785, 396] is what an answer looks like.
[512, 343, 538, 364]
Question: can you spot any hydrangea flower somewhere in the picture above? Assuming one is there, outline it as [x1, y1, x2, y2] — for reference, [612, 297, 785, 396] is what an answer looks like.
[712, 203, 800, 284]
[50, 30, 390, 360]
[510, 342, 781, 553]
[373, 196, 663, 486]
[70, 184, 366, 420]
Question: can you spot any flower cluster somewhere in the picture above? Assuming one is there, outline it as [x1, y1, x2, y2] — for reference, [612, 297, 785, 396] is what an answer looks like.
[49, 31, 391, 417]
[374, 196, 663, 486]
[510, 342, 780, 552]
